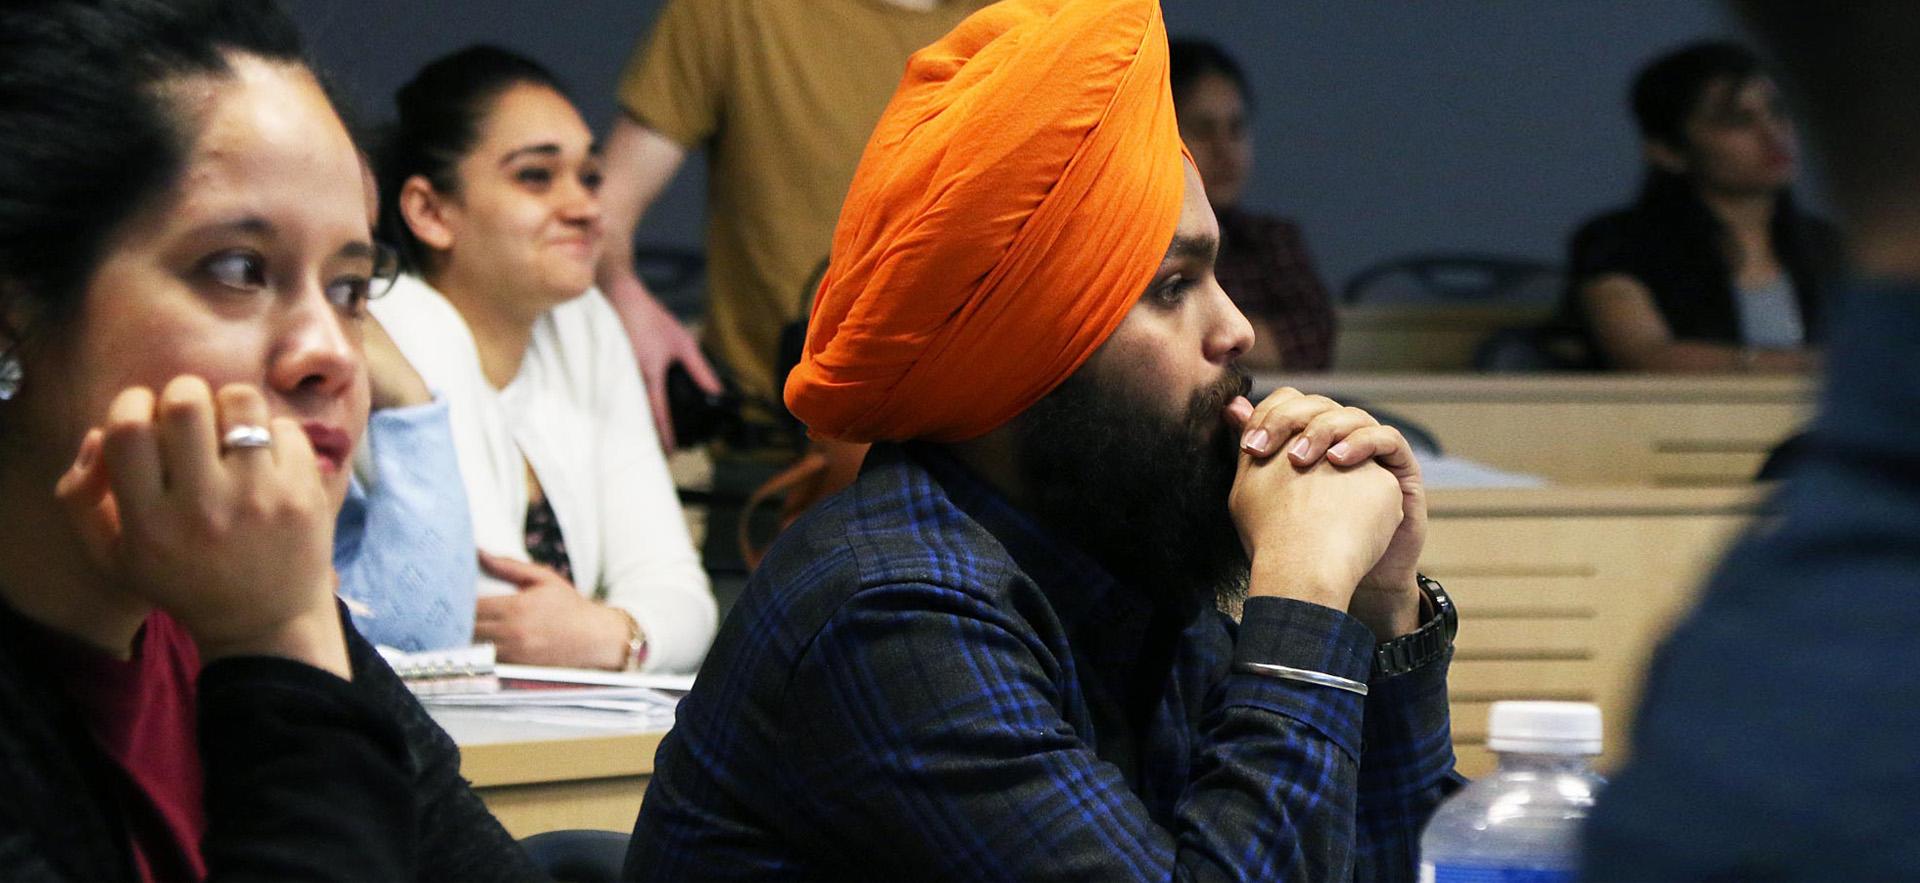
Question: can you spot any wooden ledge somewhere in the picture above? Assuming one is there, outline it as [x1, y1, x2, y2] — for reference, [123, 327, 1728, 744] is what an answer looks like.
[459, 731, 664, 788]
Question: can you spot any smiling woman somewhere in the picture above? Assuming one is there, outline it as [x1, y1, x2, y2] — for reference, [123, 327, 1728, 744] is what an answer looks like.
[370, 46, 716, 672]
[0, 1, 531, 879]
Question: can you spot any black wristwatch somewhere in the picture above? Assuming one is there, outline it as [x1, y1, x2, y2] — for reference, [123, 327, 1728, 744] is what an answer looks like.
[1373, 573, 1457, 676]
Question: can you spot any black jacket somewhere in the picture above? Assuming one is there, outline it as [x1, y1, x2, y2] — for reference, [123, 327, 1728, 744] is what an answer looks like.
[1565, 202, 1844, 364]
[0, 599, 541, 881]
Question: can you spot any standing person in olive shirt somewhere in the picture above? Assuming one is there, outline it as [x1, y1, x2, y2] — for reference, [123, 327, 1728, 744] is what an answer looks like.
[595, 0, 994, 452]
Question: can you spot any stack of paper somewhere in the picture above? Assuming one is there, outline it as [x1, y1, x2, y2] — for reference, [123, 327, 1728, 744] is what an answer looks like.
[415, 664, 688, 731]
[1420, 455, 1549, 489]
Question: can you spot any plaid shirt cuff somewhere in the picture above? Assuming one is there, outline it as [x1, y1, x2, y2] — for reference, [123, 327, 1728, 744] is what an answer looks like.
[1227, 596, 1376, 758]
[1356, 646, 1460, 863]
[1362, 644, 1457, 780]
[1366, 646, 1452, 732]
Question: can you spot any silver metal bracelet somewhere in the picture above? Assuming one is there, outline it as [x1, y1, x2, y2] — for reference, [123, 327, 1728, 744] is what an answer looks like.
[1234, 661, 1369, 696]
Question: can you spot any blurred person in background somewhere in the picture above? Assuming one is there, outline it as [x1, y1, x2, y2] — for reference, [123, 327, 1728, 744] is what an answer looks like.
[595, 0, 994, 449]
[1567, 40, 1843, 372]
[335, 162, 482, 654]
[1171, 38, 1337, 372]
[594, 0, 995, 590]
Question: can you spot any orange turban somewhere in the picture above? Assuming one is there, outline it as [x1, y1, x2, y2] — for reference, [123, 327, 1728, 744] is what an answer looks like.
[784, 0, 1187, 443]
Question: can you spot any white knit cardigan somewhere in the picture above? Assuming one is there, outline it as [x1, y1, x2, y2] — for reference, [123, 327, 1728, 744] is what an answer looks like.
[370, 274, 716, 672]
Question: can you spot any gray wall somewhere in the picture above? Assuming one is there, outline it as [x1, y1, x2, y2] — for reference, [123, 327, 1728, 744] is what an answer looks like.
[293, 0, 1747, 293]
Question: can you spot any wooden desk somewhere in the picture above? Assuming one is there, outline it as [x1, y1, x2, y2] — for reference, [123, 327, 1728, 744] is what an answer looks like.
[440, 709, 663, 838]
[1334, 303, 1553, 371]
[1425, 484, 1763, 777]
[1264, 373, 1815, 486]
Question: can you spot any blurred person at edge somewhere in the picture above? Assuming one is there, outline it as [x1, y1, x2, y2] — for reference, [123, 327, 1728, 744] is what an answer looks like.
[1584, 3, 1920, 880]
[0, 0, 535, 878]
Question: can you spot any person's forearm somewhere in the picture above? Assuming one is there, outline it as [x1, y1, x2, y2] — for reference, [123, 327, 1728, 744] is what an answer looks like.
[1248, 552, 1351, 611]
[339, 624, 541, 880]
[196, 608, 353, 681]
[363, 315, 432, 412]
[1750, 346, 1820, 372]
[1248, 550, 1421, 641]
[1619, 340, 1817, 373]
[595, 116, 689, 299]
[602, 565, 715, 674]
[337, 399, 478, 652]
[1348, 574, 1423, 641]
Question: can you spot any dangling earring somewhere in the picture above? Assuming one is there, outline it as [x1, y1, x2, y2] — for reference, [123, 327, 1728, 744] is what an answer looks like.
[0, 350, 20, 401]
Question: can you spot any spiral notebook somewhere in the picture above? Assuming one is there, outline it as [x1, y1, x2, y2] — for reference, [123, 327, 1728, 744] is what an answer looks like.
[378, 644, 499, 695]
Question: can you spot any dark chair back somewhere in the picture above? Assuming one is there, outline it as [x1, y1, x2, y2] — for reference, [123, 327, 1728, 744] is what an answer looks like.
[1340, 403, 1443, 458]
[1343, 253, 1563, 306]
[1473, 325, 1594, 373]
[520, 829, 630, 883]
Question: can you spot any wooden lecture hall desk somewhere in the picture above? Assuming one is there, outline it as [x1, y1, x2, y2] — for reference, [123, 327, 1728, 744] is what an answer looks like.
[1260, 372, 1816, 487]
[437, 707, 664, 838]
[1422, 484, 1763, 777]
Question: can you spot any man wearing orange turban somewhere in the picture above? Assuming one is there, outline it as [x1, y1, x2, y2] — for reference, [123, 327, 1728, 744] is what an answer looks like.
[630, 2, 1461, 879]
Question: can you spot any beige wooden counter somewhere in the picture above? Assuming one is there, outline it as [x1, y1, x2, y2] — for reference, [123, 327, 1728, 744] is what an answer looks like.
[440, 708, 664, 838]
[1263, 372, 1815, 486]
[1424, 484, 1764, 776]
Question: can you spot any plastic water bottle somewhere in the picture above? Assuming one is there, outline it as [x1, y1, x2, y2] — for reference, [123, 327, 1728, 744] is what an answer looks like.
[1418, 701, 1605, 882]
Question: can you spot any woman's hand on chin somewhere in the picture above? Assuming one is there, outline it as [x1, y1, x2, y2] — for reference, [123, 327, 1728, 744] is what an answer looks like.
[55, 375, 349, 678]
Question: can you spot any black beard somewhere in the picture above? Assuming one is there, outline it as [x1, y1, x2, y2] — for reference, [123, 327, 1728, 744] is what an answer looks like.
[1013, 362, 1252, 615]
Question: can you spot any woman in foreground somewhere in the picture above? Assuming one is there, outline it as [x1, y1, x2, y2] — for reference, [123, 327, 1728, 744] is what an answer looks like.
[0, 0, 532, 877]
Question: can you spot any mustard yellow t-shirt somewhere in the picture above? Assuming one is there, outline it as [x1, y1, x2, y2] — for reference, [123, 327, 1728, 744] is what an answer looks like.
[619, 0, 991, 405]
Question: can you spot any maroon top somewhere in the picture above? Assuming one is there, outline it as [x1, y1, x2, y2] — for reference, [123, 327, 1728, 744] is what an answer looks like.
[1213, 206, 1338, 371]
[29, 610, 206, 882]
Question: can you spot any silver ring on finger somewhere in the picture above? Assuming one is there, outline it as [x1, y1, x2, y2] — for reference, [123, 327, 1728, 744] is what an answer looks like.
[220, 424, 273, 452]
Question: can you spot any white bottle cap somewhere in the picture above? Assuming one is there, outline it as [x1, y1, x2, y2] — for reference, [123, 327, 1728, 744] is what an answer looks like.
[1486, 701, 1603, 755]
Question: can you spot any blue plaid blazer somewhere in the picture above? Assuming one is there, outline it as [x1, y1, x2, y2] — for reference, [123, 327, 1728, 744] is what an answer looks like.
[628, 443, 1459, 881]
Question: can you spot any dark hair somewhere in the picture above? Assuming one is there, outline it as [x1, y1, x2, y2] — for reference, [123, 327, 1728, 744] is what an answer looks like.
[375, 45, 569, 273]
[1732, 1, 1920, 229]
[1169, 38, 1254, 114]
[0, 0, 308, 351]
[1630, 40, 1763, 150]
